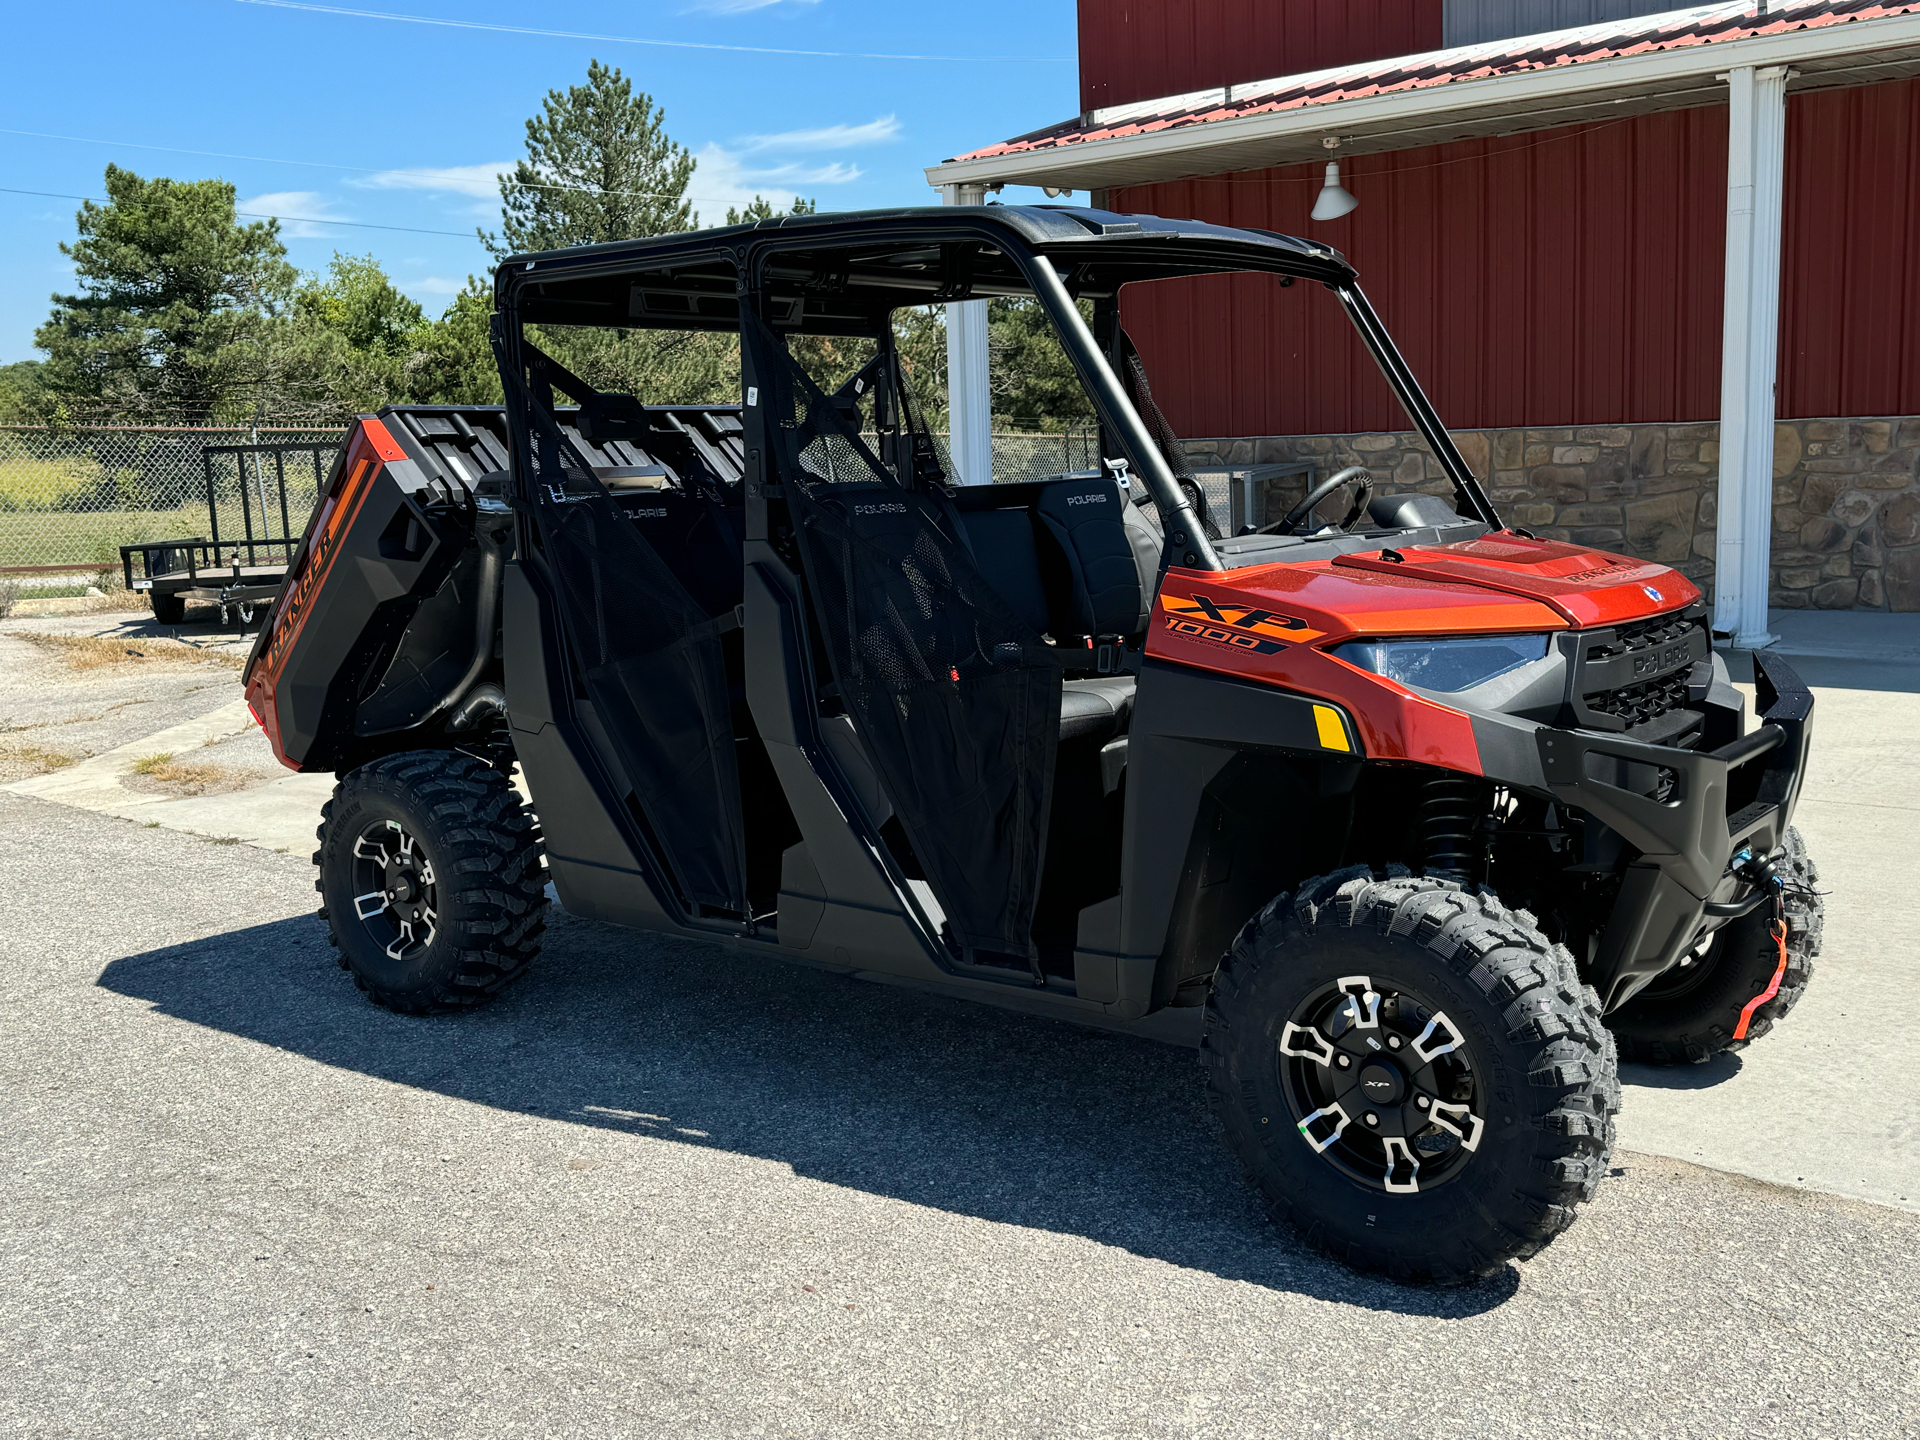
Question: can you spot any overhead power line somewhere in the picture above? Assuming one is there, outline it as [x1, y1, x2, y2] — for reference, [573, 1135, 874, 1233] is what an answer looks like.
[0, 186, 478, 238]
[232, 0, 1074, 62]
[0, 127, 844, 208]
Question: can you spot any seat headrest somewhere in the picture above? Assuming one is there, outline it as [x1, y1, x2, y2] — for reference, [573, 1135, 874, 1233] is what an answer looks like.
[1034, 478, 1151, 639]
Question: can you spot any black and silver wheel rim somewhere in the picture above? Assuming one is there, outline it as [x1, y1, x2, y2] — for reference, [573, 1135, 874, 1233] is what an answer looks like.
[1278, 975, 1484, 1194]
[350, 818, 439, 961]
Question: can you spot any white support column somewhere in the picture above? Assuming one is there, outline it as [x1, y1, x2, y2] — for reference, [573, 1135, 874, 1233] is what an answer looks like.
[942, 182, 992, 485]
[1714, 65, 1791, 648]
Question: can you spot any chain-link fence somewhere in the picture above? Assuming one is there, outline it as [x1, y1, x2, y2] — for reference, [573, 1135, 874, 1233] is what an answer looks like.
[984, 428, 1101, 483]
[0, 426, 343, 576]
[0, 424, 1105, 577]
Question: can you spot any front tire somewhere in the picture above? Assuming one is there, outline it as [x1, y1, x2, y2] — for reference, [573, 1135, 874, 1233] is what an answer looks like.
[1609, 826, 1822, 1065]
[316, 749, 547, 1013]
[1202, 868, 1618, 1283]
[150, 591, 186, 625]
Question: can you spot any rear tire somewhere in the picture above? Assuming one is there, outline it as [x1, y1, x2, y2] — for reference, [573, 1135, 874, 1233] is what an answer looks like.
[316, 749, 547, 1014]
[150, 592, 186, 625]
[1202, 868, 1618, 1283]
[1609, 826, 1822, 1065]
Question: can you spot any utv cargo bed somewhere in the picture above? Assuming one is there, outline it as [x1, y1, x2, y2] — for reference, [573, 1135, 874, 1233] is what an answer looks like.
[244, 403, 745, 773]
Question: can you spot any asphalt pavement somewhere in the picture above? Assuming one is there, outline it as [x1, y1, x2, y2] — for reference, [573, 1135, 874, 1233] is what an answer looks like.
[0, 609, 1916, 1437]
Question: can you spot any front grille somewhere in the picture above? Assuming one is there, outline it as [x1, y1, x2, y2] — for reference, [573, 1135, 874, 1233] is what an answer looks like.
[1584, 610, 1700, 664]
[1572, 605, 1709, 741]
[1584, 669, 1690, 725]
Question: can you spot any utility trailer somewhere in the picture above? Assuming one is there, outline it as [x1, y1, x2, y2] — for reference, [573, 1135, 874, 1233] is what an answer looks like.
[122, 441, 330, 625]
[244, 207, 1823, 1283]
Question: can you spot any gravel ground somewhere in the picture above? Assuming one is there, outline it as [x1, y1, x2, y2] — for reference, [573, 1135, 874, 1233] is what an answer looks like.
[1, 788, 1916, 1439]
[0, 612, 259, 784]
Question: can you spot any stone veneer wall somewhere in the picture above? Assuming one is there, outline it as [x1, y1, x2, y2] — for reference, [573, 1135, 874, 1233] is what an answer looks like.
[1182, 416, 1918, 612]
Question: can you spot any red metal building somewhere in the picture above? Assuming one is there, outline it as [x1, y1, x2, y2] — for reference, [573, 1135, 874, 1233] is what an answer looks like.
[929, 1, 1921, 620]
[987, 0, 1921, 436]
[1078, 0, 1443, 113]
[1112, 78, 1917, 436]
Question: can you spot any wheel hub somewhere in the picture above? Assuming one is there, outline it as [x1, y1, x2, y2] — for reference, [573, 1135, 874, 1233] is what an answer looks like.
[1277, 976, 1484, 1193]
[350, 819, 439, 961]
[1356, 1061, 1406, 1107]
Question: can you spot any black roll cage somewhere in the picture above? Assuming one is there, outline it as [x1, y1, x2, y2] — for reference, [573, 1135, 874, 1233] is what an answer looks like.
[490, 206, 1501, 566]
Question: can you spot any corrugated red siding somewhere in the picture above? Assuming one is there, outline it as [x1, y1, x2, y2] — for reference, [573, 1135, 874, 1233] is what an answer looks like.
[1112, 78, 1919, 436]
[1078, 0, 1442, 113]
[1779, 79, 1920, 419]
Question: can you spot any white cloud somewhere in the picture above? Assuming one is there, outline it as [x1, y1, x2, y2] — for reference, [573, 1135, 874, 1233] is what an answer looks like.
[402, 275, 466, 296]
[356, 162, 516, 200]
[236, 191, 342, 239]
[736, 114, 900, 152]
[690, 143, 861, 225]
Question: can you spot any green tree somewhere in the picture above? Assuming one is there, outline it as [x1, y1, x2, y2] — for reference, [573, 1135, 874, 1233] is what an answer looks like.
[404, 278, 503, 407]
[0, 360, 47, 423]
[35, 165, 297, 421]
[891, 306, 948, 427]
[987, 297, 1094, 430]
[294, 252, 424, 357]
[256, 252, 429, 416]
[486, 60, 695, 257]
[724, 195, 817, 226]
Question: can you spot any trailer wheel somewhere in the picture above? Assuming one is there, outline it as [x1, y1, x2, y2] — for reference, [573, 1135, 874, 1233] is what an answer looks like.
[315, 749, 547, 1014]
[1201, 869, 1617, 1284]
[1608, 827, 1822, 1065]
[150, 592, 186, 625]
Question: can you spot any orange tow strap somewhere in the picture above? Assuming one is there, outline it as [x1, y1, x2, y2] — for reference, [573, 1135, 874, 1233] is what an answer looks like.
[1733, 919, 1790, 1041]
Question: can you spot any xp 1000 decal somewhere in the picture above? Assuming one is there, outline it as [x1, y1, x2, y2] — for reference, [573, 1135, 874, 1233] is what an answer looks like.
[1161, 594, 1327, 656]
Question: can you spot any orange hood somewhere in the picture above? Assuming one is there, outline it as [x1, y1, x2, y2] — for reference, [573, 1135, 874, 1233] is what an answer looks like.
[1145, 533, 1701, 772]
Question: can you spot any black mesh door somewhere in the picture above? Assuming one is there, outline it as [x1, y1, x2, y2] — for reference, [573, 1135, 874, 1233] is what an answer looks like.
[745, 313, 1060, 960]
[513, 375, 749, 918]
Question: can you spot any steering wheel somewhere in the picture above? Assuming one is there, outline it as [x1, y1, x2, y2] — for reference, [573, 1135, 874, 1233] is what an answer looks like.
[1259, 465, 1374, 535]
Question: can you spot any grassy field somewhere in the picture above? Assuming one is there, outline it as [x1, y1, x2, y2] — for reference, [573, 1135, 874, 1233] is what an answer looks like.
[0, 501, 317, 573]
[0, 453, 103, 509]
[0, 508, 200, 573]
[0, 430, 331, 572]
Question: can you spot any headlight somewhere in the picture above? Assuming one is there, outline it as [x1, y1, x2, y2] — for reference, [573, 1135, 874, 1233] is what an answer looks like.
[1332, 634, 1552, 692]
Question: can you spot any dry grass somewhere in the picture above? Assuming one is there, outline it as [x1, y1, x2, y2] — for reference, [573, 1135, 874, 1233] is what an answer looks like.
[0, 740, 77, 776]
[5, 631, 245, 671]
[8, 592, 144, 619]
[128, 751, 244, 795]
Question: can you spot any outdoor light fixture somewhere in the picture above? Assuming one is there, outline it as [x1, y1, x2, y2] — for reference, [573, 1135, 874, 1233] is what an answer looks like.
[1311, 136, 1358, 221]
[1042, 185, 1074, 199]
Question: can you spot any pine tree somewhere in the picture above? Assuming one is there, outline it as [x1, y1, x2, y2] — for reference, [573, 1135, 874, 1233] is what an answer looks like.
[485, 60, 695, 256]
[723, 195, 817, 227]
[34, 165, 296, 420]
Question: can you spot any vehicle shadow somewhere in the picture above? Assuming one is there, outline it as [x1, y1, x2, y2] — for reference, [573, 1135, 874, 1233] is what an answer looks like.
[96, 907, 1523, 1319]
[1620, 1054, 1744, 1089]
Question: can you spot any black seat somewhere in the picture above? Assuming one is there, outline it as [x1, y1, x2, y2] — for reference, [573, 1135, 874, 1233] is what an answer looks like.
[1032, 476, 1156, 640]
[1059, 676, 1135, 743]
[955, 477, 1167, 749]
[617, 487, 743, 621]
[956, 507, 1051, 635]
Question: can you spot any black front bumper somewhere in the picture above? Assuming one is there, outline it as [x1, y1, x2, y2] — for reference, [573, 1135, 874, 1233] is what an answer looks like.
[1533, 651, 1813, 1011]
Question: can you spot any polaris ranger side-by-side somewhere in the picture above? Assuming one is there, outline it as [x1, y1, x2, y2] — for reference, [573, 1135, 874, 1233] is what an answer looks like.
[244, 208, 1821, 1281]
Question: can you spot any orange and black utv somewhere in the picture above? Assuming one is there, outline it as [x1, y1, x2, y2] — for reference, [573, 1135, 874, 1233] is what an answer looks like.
[244, 208, 1820, 1281]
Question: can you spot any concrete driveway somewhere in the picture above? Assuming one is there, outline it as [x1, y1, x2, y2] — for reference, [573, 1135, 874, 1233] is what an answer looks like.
[0, 609, 1915, 1438]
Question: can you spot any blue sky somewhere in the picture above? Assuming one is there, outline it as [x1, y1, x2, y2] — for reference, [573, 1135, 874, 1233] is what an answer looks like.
[0, 0, 1083, 362]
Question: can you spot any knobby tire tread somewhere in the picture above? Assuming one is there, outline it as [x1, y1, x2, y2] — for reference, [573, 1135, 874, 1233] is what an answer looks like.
[314, 749, 547, 1014]
[1201, 867, 1618, 1284]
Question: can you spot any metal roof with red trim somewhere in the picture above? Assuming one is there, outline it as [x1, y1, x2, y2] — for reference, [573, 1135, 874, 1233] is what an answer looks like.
[927, 0, 1920, 192]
